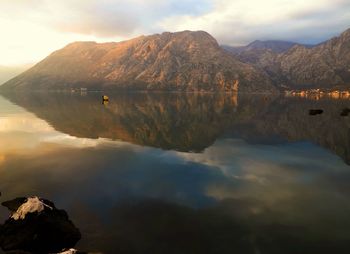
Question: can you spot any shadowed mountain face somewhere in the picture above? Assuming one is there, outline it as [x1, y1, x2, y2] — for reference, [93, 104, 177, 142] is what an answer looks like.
[222, 40, 313, 54]
[224, 28, 350, 89]
[1, 31, 275, 93]
[3, 92, 350, 164]
[276, 29, 350, 88]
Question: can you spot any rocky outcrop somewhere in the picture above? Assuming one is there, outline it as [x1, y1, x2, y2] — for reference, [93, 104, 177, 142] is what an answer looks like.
[1, 31, 276, 93]
[0, 197, 81, 253]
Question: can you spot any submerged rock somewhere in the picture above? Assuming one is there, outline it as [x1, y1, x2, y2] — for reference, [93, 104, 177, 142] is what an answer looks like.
[340, 108, 350, 116]
[309, 109, 323, 116]
[0, 196, 81, 253]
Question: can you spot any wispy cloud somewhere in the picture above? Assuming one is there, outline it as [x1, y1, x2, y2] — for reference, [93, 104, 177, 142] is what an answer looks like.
[0, 0, 349, 65]
[158, 0, 350, 45]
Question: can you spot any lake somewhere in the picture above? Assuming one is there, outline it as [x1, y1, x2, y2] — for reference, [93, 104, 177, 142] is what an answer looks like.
[0, 92, 350, 254]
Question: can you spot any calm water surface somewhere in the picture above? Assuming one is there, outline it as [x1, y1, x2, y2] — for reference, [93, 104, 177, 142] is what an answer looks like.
[0, 92, 350, 253]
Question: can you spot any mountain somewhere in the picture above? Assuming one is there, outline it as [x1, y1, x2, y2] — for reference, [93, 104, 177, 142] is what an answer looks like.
[0, 65, 32, 85]
[276, 28, 350, 89]
[3, 28, 349, 92]
[226, 29, 350, 90]
[222, 40, 313, 54]
[1, 31, 276, 93]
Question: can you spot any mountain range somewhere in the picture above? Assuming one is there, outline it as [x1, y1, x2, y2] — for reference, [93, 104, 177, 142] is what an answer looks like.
[1, 28, 350, 92]
[225, 29, 350, 90]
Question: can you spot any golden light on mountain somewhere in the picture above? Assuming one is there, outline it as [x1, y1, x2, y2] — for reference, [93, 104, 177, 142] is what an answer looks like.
[1, 31, 275, 92]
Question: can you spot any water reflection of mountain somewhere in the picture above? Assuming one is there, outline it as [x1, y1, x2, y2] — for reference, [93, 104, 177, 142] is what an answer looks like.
[1, 92, 255, 152]
[3, 92, 350, 163]
[239, 97, 350, 164]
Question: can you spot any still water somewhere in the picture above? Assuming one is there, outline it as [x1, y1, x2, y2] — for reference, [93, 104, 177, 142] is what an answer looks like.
[0, 92, 350, 253]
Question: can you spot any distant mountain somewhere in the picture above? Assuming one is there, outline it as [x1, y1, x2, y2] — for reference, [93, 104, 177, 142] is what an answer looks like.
[276, 28, 350, 89]
[222, 40, 313, 54]
[224, 28, 350, 90]
[1, 31, 275, 93]
[0, 64, 32, 85]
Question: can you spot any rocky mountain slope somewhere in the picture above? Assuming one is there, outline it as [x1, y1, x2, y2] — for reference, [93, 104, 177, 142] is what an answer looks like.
[1, 31, 275, 93]
[226, 28, 350, 90]
[277, 28, 350, 89]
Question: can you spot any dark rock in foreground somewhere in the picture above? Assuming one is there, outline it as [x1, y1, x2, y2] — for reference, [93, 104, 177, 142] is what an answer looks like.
[0, 197, 81, 253]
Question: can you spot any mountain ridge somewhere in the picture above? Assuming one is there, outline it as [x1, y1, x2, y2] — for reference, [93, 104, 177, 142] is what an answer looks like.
[1, 30, 276, 93]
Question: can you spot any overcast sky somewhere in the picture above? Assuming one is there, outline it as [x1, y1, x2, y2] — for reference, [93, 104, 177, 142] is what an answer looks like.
[1, 0, 349, 66]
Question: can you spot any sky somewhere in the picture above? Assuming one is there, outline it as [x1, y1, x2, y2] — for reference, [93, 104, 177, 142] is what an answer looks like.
[0, 0, 349, 66]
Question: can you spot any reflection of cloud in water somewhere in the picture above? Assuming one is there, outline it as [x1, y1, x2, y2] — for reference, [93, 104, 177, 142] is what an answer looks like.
[0, 95, 165, 153]
[0, 106, 129, 151]
[178, 138, 350, 217]
[179, 138, 348, 180]
[1, 136, 350, 253]
[0, 113, 53, 133]
[0, 95, 88, 149]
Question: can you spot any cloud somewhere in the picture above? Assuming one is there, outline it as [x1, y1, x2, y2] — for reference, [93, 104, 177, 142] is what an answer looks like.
[0, 0, 212, 38]
[158, 0, 350, 45]
[0, 0, 349, 65]
[49, 3, 139, 37]
[1, 0, 349, 41]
